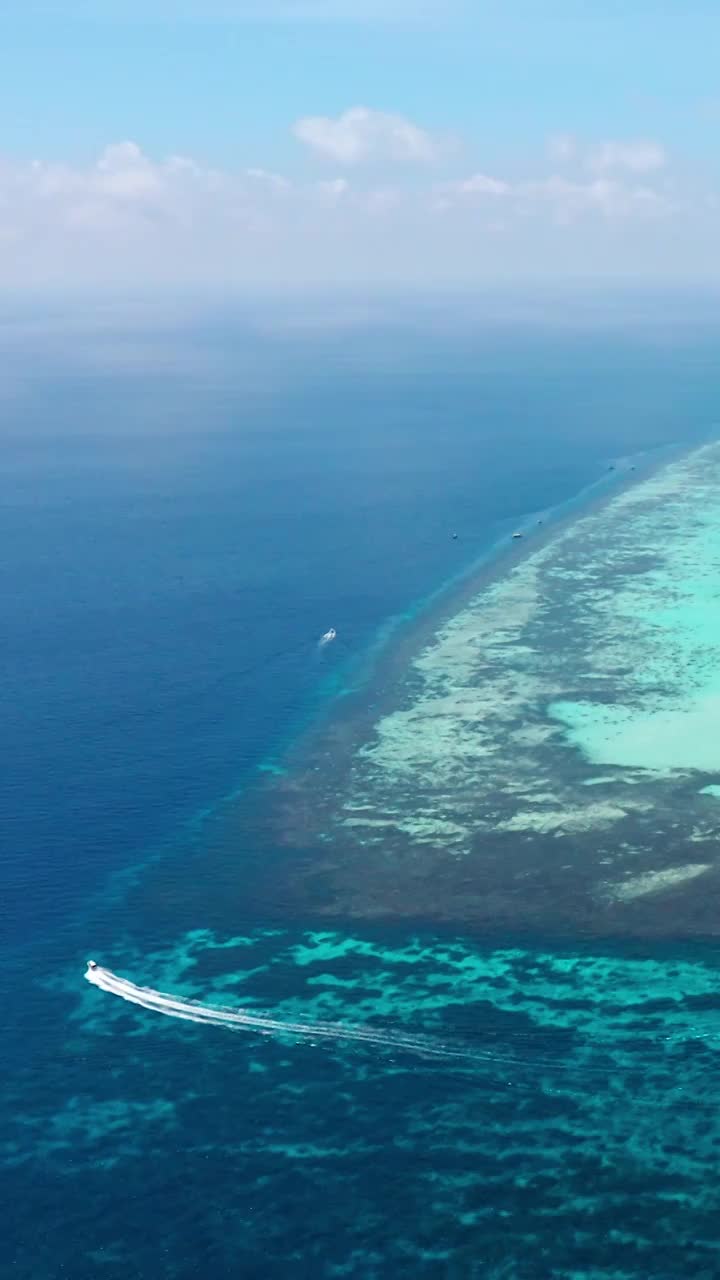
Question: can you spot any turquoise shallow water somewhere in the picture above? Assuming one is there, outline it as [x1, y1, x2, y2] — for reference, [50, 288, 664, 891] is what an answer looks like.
[552, 443, 720, 772]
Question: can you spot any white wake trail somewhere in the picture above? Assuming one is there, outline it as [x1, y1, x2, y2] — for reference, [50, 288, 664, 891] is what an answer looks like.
[85, 962, 692, 1082]
[84, 962, 468, 1060]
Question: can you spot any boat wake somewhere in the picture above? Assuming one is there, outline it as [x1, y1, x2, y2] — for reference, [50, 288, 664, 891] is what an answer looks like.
[85, 962, 713, 1080]
[84, 962, 471, 1061]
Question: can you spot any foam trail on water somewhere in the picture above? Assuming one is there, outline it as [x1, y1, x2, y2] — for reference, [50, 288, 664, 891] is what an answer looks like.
[84, 963, 471, 1060]
[86, 963, 704, 1079]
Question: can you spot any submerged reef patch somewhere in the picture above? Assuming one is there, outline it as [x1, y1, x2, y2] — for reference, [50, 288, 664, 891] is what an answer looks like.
[12, 926, 720, 1277]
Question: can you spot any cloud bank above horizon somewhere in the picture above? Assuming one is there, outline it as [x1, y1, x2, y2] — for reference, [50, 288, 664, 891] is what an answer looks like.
[0, 108, 712, 289]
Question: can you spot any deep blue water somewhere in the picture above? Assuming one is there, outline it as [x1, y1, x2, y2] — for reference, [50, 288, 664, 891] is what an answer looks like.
[3, 294, 720, 1279]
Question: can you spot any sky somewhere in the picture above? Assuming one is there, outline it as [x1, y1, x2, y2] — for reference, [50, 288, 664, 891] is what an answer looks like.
[3, 1, 720, 288]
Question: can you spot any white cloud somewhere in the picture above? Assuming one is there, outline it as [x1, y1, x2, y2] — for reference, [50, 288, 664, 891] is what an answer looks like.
[546, 135, 667, 179]
[436, 170, 667, 224]
[0, 136, 701, 289]
[293, 107, 444, 165]
[518, 176, 667, 223]
[549, 135, 666, 175]
[434, 172, 510, 212]
[587, 140, 667, 174]
[94, 142, 165, 199]
[245, 167, 292, 193]
[450, 174, 511, 197]
[316, 177, 351, 203]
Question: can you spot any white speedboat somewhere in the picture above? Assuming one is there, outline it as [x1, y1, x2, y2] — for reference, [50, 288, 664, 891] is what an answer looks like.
[319, 627, 337, 645]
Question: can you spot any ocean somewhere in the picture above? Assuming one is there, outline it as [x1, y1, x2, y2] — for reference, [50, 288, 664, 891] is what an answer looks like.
[3, 292, 720, 1279]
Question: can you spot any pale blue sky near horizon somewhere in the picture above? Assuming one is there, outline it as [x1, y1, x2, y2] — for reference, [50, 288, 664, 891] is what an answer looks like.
[2, 1, 720, 287]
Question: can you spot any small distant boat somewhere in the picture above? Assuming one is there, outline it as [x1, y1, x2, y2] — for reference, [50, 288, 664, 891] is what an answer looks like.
[319, 628, 337, 645]
[511, 531, 524, 540]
